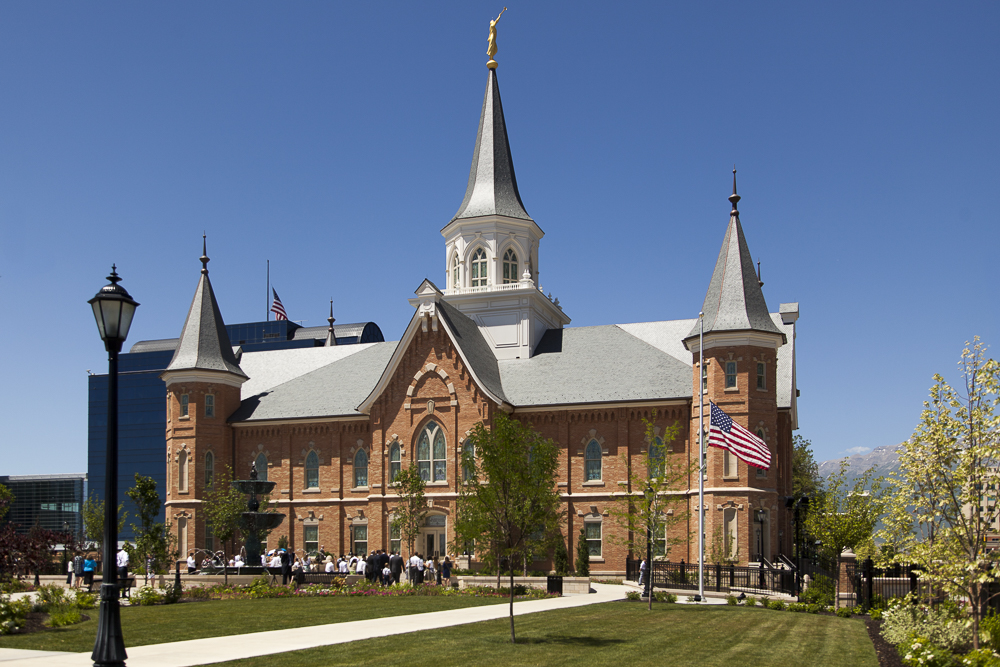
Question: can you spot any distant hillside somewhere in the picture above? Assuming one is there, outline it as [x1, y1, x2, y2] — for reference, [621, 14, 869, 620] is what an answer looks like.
[818, 443, 904, 487]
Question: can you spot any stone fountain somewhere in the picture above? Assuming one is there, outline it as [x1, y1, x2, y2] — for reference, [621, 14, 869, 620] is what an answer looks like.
[232, 462, 285, 568]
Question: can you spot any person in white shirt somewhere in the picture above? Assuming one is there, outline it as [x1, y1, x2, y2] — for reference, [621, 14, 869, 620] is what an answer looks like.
[381, 563, 392, 586]
[116, 546, 130, 598]
[324, 557, 336, 573]
[408, 554, 419, 583]
[356, 557, 366, 576]
[269, 553, 281, 568]
[339, 557, 349, 574]
[234, 555, 244, 568]
[186, 552, 196, 574]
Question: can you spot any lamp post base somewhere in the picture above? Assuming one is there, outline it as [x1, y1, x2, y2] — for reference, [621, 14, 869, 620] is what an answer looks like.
[91, 583, 127, 667]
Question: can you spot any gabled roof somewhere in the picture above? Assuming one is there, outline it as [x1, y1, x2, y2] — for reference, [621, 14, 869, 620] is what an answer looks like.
[449, 68, 532, 223]
[687, 173, 785, 342]
[164, 244, 247, 379]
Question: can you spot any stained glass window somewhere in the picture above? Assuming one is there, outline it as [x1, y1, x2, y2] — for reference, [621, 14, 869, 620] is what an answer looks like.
[418, 423, 447, 482]
[305, 450, 319, 488]
[354, 449, 369, 488]
[585, 440, 602, 481]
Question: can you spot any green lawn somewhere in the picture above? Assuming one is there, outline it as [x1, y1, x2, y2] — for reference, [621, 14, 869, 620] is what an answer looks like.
[204, 603, 879, 667]
[0, 595, 507, 653]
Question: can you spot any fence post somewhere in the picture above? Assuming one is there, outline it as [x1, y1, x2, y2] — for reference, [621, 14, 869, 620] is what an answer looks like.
[716, 562, 722, 592]
[909, 567, 918, 601]
[864, 557, 874, 611]
[730, 563, 735, 588]
[680, 559, 686, 584]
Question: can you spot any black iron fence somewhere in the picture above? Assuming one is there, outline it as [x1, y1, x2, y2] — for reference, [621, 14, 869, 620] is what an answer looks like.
[846, 559, 921, 611]
[626, 558, 797, 597]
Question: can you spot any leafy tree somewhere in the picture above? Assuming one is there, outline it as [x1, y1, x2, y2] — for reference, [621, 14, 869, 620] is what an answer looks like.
[81, 492, 126, 560]
[792, 435, 824, 500]
[454, 413, 561, 644]
[804, 460, 885, 609]
[125, 474, 174, 580]
[391, 464, 426, 558]
[607, 414, 691, 609]
[0, 484, 13, 523]
[575, 527, 589, 577]
[877, 339, 1000, 649]
[201, 466, 245, 584]
[553, 535, 569, 575]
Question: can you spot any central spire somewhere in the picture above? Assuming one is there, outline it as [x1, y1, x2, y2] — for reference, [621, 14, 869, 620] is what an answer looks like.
[450, 68, 532, 223]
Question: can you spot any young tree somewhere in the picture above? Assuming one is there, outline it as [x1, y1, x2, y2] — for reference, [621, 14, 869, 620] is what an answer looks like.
[454, 413, 561, 644]
[792, 435, 824, 500]
[126, 474, 174, 579]
[201, 465, 245, 584]
[391, 464, 426, 559]
[553, 535, 569, 576]
[606, 415, 691, 610]
[804, 460, 885, 609]
[81, 492, 126, 560]
[574, 527, 590, 577]
[877, 339, 1000, 649]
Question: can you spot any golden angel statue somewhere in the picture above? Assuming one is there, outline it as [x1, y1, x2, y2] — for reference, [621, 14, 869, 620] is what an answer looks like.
[487, 7, 506, 61]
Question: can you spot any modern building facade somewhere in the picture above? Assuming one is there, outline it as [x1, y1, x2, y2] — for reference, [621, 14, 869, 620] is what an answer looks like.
[159, 60, 800, 574]
[0, 474, 86, 536]
[87, 316, 383, 539]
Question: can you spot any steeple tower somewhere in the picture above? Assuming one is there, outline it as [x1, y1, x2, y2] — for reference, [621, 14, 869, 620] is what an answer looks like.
[436, 51, 569, 360]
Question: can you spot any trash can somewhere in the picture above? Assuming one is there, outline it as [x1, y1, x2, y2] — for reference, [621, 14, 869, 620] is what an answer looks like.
[547, 575, 563, 595]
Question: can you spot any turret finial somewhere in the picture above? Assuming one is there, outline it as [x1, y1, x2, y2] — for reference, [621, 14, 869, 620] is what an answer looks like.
[729, 166, 741, 217]
[200, 234, 210, 274]
[757, 259, 763, 288]
[326, 298, 338, 347]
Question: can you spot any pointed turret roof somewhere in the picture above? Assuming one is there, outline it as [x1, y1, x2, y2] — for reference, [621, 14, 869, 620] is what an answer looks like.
[450, 68, 532, 223]
[164, 237, 248, 379]
[686, 171, 785, 342]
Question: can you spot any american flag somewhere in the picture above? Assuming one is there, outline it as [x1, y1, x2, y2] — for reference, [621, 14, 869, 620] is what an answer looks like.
[271, 288, 288, 321]
[708, 402, 771, 469]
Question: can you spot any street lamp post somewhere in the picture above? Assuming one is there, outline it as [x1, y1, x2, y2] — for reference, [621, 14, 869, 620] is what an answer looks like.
[89, 266, 138, 667]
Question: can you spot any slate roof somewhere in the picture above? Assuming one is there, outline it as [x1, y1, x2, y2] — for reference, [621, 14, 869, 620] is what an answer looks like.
[687, 181, 784, 341]
[449, 68, 532, 223]
[164, 267, 247, 379]
[230, 342, 398, 422]
[436, 299, 508, 404]
[239, 343, 380, 401]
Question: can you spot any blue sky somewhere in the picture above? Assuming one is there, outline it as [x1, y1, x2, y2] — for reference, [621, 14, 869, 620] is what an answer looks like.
[1, 2, 997, 474]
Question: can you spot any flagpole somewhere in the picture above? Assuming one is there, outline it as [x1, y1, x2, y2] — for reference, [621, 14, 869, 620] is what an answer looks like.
[698, 311, 705, 602]
[266, 260, 270, 322]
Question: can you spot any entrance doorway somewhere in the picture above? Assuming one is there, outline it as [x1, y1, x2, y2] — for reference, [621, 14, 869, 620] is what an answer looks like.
[419, 514, 446, 558]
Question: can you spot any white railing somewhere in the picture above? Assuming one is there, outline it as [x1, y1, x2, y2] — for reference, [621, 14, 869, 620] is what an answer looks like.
[446, 282, 538, 296]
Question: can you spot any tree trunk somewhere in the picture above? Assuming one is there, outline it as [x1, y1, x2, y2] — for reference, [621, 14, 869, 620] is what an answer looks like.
[834, 554, 840, 610]
[223, 549, 229, 586]
[509, 562, 516, 644]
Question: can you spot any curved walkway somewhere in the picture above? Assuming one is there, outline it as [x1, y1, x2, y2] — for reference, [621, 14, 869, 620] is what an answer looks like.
[0, 584, 631, 667]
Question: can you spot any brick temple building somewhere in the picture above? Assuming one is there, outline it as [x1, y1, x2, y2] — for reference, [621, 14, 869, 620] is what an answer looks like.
[161, 61, 800, 575]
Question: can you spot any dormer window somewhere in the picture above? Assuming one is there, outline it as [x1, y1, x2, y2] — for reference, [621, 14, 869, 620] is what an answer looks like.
[470, 248, 487, 287]
[502, 249, 518, 284]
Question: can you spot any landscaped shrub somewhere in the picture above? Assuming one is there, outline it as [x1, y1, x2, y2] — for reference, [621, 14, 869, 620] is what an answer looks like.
[0, 595, 31, 635]
[35, 583, 67, 611]
[881, 596, 972, 651]
[800, 575, 835, 608]
[836, 606, 853, 618]
[725, 594, 739, 606]
[981, 611, 1000, 649]
[72, 590, 97, 609]
[46, 602, 82, 628]
[960, 648, 1000, 667]
[625, 591, 641, 601]
[133, 586, 164, 606]
[744, 596, 757, 607]
[768, 599, 787, 611]
[161, 584, 181, 604]
[0, 578, 32, 594]
[575, 528, 590, 577]
[806, 603, 823, 614]
[654, 592, 676, 603]
[898, 636, 958, 667]
[787, 603, 807, 613]
[554, 538, 570, 576]
[870, 608, 883, 621]
[183, 586, 211, 600]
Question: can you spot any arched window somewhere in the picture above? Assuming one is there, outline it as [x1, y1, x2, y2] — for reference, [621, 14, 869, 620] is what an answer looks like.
[502, 248, 518, 284]
[354, 449, 369, 488]
[255, 452, 268, 482]
[755, 429, 768, 478]
[389, 442, 401, 482]
[451, 254, 460, 290]
[178, 449, 189, 492]
[585, 439, 602, 481]
[470, 248, 487, 287]
[204, 451, 214, 488]
[648, 436, 665, 479]
[204, 394, 215, 418]
[305, 450, 319, 488]
[462, 441, 474, 482]
[180, 394, 189, 417]
[417, 422, 447, 482]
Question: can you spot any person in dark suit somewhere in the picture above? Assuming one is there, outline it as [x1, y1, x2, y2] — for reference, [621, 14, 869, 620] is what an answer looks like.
[279, 549, 291, 585]
[389, 551, 403, 584]
[366, 551, 377, 582]
[378, 550, 390, 579]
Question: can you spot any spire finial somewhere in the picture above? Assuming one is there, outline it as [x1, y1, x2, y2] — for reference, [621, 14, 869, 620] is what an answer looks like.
[107, 264, 121, 285]
[757, 259, 763, 288]
[325, 298, 338, 347]
[200, 233, 210, 274]
[729, 166, 741, 217]
[487, 7, 506, 69]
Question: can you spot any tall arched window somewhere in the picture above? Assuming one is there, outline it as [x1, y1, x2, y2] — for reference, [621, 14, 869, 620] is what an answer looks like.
[417, 422, 447, 482]
[354, 449, 369, 488]
[470, 248, 487, 287]
[451, 255, 460, 290]
[648, 436, 665, 479]
[585, 439, 602, 481]
[305, 450, 319, 488]
[178, 450, 189, 492]
[502, 248, 518, 284]
[255, 452, 268, 482]
[462, 442, 474, 482]
[204, 451, 214, 488]
[755, 429, 768, 478]
[389, 442, 401, 482]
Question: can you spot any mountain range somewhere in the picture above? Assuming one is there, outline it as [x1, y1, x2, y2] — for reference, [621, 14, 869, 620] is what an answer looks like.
[817, 443, 904, 487]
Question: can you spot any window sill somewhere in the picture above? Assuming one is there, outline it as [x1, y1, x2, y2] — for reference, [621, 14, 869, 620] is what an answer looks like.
[756, 388, 767, 392]
[722, 476, 739, 482]
[724, 387, 739, 393]
[350, 487, 370, 493]
[178, 416, 190, 421]
[426, 481, 450, 487]
[582, 480, 605, 487]
[589, 557, 605, 563]
[301, 488, 321, 494]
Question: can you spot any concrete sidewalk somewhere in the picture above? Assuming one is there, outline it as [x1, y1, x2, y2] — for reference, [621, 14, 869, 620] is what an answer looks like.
[0, 584, 629, 667]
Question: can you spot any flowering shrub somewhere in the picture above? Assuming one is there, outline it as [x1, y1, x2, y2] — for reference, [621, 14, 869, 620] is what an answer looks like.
[0, 594, 31, 635]
[981, 612, 1000, 649]
[35, 584, 67, 611]
[899, 636, 959, 667]
[0, 578, 32, 594]
[960, 648, 1000, 667]
[625, 591, 641, 601]
[72, 590, 97, 609]
[654, 592, 677, 603]
[133, 586, 164, 606]
[882, 597, 972, 651]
